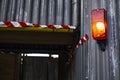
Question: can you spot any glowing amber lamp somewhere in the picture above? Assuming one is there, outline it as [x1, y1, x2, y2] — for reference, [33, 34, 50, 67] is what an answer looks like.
[92, 9, 108, 40]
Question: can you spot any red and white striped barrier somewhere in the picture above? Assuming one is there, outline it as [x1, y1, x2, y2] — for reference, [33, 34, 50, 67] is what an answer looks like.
[76, 34, 89, 48]
[0, 21, 76, 29]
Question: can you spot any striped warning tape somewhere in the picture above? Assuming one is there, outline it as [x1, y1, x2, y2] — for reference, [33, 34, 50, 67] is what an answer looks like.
[76, 34, 89, 48]
[0, 21, 76, 29]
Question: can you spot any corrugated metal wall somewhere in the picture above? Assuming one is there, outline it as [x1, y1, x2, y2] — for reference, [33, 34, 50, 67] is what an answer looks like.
[0, 0, 80, 26]
[74, 0, 120, 80]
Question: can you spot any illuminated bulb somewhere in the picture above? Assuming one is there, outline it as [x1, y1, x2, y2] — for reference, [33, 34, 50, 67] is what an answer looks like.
[96, 22, 105, 30]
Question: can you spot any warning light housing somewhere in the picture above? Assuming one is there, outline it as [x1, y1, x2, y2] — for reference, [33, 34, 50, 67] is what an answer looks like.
[92, 9, 108, 40]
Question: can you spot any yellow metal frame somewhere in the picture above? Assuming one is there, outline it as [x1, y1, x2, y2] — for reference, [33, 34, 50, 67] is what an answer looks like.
[0, 27, 76, 45]
[0, 27, 74, 33]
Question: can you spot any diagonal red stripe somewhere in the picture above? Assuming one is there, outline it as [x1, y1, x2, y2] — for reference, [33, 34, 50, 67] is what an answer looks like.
[4, 22, 14, 27]
[76, 34, 89, 48]
[19, 22, 27, 27]
[33, 24, 40, 27]
[61, 25, 69, 29]
[77, 43, 80, 46]
[81, 38, 85, 43]
[47, 25, 56, 29]
[85, 34, 89, 40]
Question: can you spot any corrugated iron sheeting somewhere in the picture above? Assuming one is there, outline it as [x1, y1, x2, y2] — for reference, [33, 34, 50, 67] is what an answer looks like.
[74, 0, 120, 80]
[0, 0, 80, 26]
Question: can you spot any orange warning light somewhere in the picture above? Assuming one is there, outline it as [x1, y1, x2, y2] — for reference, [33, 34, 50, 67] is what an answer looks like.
[92, 9, 108, 40]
